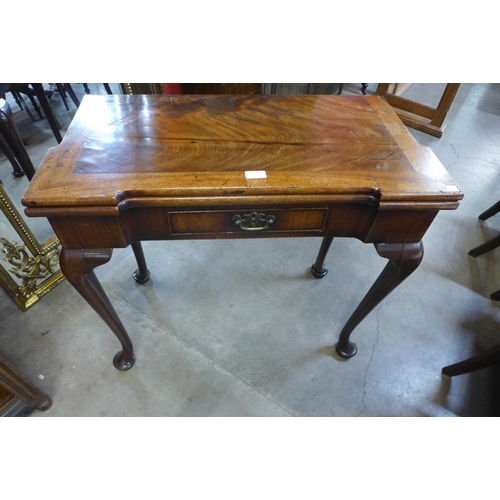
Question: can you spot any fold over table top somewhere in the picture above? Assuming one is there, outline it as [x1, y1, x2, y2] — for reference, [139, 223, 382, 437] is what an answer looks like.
[22, 94, 463, 216]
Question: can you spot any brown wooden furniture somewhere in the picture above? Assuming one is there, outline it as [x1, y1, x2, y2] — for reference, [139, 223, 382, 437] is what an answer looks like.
[1, 90, 65, 311]
[54, 83, 112, 108]
[1, 84, 64, 143]
[10, 84, 80, 118]
[376, 83, 460, 138]
[0, 97, 36, 179]
[9, 86, 43, 121]
[468, 199, 500, 288]
[0, 351, 52, 416]
[122, 83, 343, 95]
[442, 343, 500, 377]
[468, 199, 500, 300]
[53, 83, 81, 110]
[83, 83, 113, 95]
[22, 94, 463, 372]
[442, 200, 500, 377]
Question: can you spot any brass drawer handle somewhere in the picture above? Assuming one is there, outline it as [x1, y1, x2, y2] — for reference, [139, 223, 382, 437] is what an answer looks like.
[232, 211, 275, 231]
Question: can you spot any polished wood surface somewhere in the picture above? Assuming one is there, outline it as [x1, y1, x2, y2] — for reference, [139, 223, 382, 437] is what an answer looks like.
[22, 94, 463, 370]
[23, 95, 461, 214]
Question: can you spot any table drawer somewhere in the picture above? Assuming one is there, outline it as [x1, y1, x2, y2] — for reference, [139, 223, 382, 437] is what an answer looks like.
[168, 207, 329, 235]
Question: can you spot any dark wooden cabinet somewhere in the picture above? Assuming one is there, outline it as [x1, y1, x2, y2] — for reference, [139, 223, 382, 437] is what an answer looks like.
[181, 83, 262, 94]
[180, 83, 342, 95]
[262, 83, 342, 94]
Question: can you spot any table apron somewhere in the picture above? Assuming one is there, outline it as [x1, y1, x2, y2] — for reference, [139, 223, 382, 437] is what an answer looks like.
[47, 203, 439, 249]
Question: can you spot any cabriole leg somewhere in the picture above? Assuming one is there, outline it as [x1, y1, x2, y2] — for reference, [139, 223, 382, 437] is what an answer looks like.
[60, 248, 135, 371]
[336, 242, 424, 358]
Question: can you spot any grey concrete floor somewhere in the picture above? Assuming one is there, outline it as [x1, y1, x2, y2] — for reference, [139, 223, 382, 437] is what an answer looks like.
[1, 83, 500, 417]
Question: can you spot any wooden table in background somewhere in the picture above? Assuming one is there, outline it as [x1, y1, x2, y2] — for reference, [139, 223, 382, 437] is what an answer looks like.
[376, 83, 461, 138]
[22, 94, 463, 371]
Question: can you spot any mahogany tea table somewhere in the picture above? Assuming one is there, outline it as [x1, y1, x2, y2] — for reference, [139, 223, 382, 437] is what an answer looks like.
[22, 94, 463, 371]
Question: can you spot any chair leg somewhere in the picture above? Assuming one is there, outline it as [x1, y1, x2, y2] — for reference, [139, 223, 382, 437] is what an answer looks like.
[103, 84, 113, 95]
[10, 91, 23, 111]
[24, 90, 44, 119]
[468, 234, 500, 257]
[0, 135, 25, 177]
[56, 84, 70, 110]
[442, 342, 500, 377]
[30, 84, 62, 143]
[479, 200, 500, 221]
[11, 90, 36, 121]
[470, 201, 500, 300]
[63, 84, 81, 107]
[0, 99, 36, 179]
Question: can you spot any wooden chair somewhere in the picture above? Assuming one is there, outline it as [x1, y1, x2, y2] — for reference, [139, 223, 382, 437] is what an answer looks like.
[1, 84, 63, 143]
[442, 343, 500, 377]
[53, 84, 81, 110]
[0, 83, 76, 179]
[63, 84, 113, 107]
[376, 83, 460, 138]
[9, 86, 43, 121]
[0, 97, 36, 180]
[468, 199, 500, 300]
[83, 83, 113, 95]
[442, 199, 500, 376]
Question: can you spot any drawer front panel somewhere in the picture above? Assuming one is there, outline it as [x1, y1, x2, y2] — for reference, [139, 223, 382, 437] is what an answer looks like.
[168, 208, 329, 235]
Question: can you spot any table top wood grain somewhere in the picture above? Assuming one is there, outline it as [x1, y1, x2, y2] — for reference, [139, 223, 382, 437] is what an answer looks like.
[22, 94, 463, 216]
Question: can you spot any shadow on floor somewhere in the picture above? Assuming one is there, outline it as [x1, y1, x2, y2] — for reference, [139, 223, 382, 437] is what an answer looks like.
[438, 312, 500, 416]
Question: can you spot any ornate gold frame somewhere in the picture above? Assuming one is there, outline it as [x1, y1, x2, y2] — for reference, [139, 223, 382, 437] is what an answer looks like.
[0, 181, 64, 311]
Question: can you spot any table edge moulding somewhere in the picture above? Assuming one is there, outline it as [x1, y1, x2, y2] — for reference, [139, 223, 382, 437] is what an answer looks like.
[21, 94, 463, 372]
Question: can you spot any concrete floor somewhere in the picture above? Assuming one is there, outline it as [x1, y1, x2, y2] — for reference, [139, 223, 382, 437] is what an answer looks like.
[1, 83, 500, 417]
